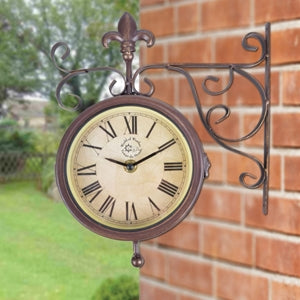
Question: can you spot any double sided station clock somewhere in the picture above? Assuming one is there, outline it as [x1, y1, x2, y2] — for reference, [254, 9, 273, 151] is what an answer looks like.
[53, 13, 210, 267]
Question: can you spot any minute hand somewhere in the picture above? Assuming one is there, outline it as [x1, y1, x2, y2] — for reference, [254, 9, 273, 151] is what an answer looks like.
[134, 139, 176, 166]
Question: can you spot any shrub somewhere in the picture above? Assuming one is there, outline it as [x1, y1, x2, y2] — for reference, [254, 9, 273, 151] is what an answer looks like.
[0, 118, 36, 152]
[91, 275, 139, 300]
[0, 118, 36, 175]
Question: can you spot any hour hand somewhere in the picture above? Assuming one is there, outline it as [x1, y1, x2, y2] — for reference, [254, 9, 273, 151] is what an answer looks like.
[105, 157, 127, 167]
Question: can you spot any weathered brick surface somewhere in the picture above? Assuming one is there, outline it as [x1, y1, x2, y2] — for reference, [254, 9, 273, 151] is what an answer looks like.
[272, 281, 300, 300]
[272, 29, 300, 65]
[255, 0, 300, 24]
[202, 0, 251, 31]
[282, 70, 300, 106]
[195, 187, 241, 223]
[156, 220, 200, 252]
[140, 280, 178, 300]
[167, 254, 213, 295]
[246, 194, 300, 235]
[203, 225, 253, 265]
[140, 0, 300, 299]
[256, 236, 300, 277]
[217, 268, 269, 300]
[177, 3, 199, 34]
[272, 113, 300, 148]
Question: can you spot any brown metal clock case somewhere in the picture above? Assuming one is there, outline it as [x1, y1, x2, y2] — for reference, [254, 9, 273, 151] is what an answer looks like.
[56, 95, 209, 242]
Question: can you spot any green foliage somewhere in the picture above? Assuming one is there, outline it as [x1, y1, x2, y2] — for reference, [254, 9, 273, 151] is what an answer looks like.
[0, 0, 139, 125]
[32, 130, 60, 191]
[40, 155, 56, 191]
[0, 118, 36, 152]
[91, 275, 139, 300]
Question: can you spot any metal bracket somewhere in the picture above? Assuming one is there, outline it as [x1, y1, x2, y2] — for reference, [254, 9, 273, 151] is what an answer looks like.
[51, 12, 270, 216]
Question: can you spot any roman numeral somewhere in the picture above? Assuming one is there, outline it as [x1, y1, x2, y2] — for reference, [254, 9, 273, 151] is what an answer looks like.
[89, 190, 102, 203]
[82, 181, 102, 196]
[148, 197, 160, 214]
[158, 139, 176, 151]
[146, 121, 156, 138]
[99, 121, 117, 140]
[99, 196, 116, 217]
[157, 179, 178, 197]
[77, 164, 96, 176]
[164, 162, 183, 171]
[126, 201, 138, 221]
[124, 115, 137, 134]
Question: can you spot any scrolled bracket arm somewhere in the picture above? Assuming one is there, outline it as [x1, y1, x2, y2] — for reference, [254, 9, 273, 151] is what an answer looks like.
[131, 23, 271, 215]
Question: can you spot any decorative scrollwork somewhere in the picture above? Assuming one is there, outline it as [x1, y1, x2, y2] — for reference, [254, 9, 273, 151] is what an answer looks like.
[130, 24, 270, 214]
[52, 13, 270, 215]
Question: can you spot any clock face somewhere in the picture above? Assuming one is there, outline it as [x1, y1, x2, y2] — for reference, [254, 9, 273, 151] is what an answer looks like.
[56, 95, 207, 241]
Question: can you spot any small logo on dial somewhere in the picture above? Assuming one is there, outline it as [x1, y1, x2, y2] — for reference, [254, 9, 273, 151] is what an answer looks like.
[121, 137, 142, 158]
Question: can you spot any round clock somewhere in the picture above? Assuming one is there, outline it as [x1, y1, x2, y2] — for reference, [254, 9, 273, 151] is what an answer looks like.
[56, 95, 209, 242]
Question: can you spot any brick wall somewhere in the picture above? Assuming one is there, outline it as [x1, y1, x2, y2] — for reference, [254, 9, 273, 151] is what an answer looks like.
[139, 0, 300, 299]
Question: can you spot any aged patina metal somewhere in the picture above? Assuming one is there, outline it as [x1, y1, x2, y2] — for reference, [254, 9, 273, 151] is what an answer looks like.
[52, 13, 271, 267]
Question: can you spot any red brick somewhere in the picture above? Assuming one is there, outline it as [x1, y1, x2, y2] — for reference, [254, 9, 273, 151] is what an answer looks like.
[203, 225, 253, 265]
[285, 156, 300, 192]
[140, 247, 166, 280]
[140, 0, 164, 6]
[140, 43, 165, 66]
[140, 280, 178, 300]
[282, 70, 300, 106]
[246, 194, 300, 235]
[272, 29, 300, 65]
[140, 8, 174, 37]
[255, 0, 300, 24]
[156, 220, 200, 252]
[179, 294, 206, 300]
[140, 77, 175, 105]
[215, 35, 263, 64]
[168, 38, 212, 63]
[243, 113, 265, 147]
[202, 0, 250, 31]
[272, 281, 300, 300]
[272, 113, 300, 148]
[217, 268, 268, 300]
[256, 236, 300, 277]
[177, 3, 199, 34]
[195, 187, 241, 223]
[168, 255, 213, 294]
[269, 155, 281, 190]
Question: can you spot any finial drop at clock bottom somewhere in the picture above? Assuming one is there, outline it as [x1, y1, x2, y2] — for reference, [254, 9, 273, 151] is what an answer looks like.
[131, 241, 145, 268]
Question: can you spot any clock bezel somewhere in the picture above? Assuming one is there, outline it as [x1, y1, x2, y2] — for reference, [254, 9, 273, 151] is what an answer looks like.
[56, 95, 206, 241]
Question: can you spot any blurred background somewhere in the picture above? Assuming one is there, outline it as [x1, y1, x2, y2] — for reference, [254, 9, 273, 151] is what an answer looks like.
[0, 1, 139, 299]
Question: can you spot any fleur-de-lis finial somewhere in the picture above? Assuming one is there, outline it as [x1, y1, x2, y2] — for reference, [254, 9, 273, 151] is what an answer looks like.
[102, 12, 155, 94]
[102, 12, 155, 62]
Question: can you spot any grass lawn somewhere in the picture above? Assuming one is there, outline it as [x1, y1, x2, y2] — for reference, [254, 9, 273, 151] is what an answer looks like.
[0, 181, 139, 300]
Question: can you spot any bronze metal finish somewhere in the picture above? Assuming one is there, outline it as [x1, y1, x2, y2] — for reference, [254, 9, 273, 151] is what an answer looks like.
[52, 12, 271, 267]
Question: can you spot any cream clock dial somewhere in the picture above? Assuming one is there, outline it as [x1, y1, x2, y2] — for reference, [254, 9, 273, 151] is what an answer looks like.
[56, 95, 208, 241]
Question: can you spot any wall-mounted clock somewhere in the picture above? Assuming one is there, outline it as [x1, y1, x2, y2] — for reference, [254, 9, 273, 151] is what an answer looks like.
[56, 95, 209, 265]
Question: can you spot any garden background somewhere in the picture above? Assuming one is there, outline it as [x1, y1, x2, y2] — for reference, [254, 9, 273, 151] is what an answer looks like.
[0, 1, 139, 299]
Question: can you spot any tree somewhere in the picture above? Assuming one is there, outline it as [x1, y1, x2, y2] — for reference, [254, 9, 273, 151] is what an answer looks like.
[0, 0, 138, 123]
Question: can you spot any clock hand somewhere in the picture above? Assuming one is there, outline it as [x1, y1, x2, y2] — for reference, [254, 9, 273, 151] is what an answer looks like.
[105, 139, 176, 169]
[133, 138, 176, 166]
[105, 157, 127, 167]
